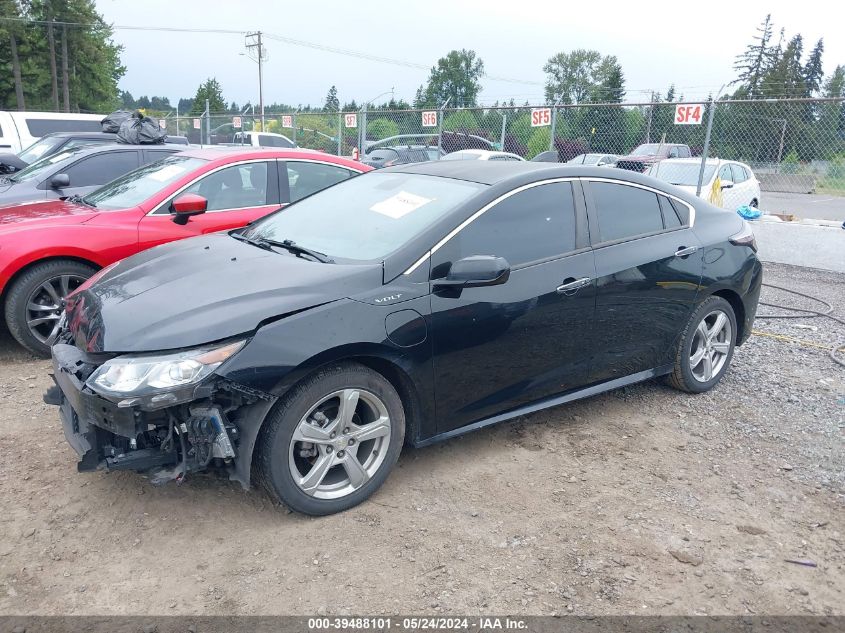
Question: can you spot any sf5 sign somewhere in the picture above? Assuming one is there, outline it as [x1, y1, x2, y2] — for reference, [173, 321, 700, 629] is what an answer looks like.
[531, 108, 552, 127]
[675, 104, 703, 125]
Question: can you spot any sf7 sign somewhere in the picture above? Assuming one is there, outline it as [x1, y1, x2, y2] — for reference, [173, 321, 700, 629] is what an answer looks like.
[531, 108, 552, 127]
[344, 113, 357, 128]
[675, 104, 703, 125]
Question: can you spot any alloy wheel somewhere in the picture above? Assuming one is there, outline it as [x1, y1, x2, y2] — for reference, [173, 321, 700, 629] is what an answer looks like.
[289, 389, 391, 500]
[25, 274, 85, 345]
[689, 309, 732, 383]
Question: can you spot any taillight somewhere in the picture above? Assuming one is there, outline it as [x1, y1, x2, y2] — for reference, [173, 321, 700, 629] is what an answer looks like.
[729, 223, 757, 252]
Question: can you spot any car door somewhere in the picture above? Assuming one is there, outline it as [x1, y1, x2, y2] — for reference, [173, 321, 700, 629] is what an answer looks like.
[717, 163, 742, 210]
[44, 150, 140, 200]
[282, 160, 359, 203]
[137, 159, 280, 249]
[729, 163, 755, 206]
[428, 180, 596, 434]
[584, 178, 703, 383]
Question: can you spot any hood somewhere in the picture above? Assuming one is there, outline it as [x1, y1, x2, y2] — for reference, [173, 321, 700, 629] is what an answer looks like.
[0, 198, 95, 227]
[65, 232, 384, 353]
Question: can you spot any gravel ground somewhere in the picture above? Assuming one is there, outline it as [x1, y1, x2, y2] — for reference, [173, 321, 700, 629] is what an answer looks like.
[0, 262, 842, 616]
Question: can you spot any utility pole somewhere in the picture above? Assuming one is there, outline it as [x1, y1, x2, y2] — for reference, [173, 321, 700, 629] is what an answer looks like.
[245, 32, 266, 129]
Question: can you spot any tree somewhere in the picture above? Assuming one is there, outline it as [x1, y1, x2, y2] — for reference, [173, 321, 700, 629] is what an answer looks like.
[543, 49, 621, 104]
[119, 90, 134, 109]
[136, 95, 151, 109]
[732, 14, 776, 98]
[190, 77, 225, 114]
[0, 0, 26, 109]
[803, 38, 824, 96]
[324, 85, 339, 112]
[419, 49, 484, 108]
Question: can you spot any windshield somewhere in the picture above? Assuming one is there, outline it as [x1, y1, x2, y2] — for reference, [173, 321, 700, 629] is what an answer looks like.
[10, 147, 84, 183]
[648, 162, 716, 186]
[244, 172, 485, 261]
[631, 144, 664, 156]
[84, 156, 206, 210]
[18, 136, 65, 164]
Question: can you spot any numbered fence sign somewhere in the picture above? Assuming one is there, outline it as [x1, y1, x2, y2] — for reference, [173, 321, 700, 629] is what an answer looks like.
[344, 113, 358, 128]
[193, 119, 201, 130]
[422, 111, 437, 127]
[282, 115, 293, 128]
[232, 116, 242, 129]
[531, 108, 552, 127]
[674, 104, 703, 125]
[158, 119, 167, 129]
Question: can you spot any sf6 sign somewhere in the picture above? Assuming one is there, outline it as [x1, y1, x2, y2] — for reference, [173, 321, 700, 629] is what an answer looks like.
[674, 104, 703, 125]
[421, 111, 437, 127]
[531, 108, 552, 127]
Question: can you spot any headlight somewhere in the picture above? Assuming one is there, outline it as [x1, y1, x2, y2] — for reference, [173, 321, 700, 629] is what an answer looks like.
[87, 340, 244, 397]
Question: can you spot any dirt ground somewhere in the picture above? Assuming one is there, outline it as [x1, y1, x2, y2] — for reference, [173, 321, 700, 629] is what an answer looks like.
[0, 262, 842, 617]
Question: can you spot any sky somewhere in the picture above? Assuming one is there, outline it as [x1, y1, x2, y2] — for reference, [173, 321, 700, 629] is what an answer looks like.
[99, 0, 845, 110]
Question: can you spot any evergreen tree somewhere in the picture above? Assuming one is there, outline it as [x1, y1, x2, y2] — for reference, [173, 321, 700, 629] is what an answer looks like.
[323, 85, 339, 112]
[190, 78, 225, 114]
[732, 14, 775, 98]
[803, 39, 825, 96]
[421, 49, 484, 108]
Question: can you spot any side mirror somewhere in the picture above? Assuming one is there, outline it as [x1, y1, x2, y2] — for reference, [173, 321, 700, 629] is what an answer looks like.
[434, 255, 510, 290]
[170, 193, 207, 225]
[50, 173, 70, 189]
[720, 180, 735, 189]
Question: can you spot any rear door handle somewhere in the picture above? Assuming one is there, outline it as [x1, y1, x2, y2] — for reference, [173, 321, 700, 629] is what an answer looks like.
[557, 277, 591, 295]
[674, 246, 698, 257]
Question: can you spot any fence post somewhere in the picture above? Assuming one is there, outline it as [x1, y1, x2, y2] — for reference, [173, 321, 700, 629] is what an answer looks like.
[292, 112, 297, 147]
[337, 112, 342, 156]
[361, 104, 368, 154]
[437, 97, 451, 157]
[695, 98, 717, 198]
[645, 91, 654, 143]
[204, 99, 210, 145]
[500, 112, 507, 151]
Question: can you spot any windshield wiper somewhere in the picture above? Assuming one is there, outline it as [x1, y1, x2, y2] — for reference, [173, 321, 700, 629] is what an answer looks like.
[66, 194, 96, 208]
[231, 232, 333, 263]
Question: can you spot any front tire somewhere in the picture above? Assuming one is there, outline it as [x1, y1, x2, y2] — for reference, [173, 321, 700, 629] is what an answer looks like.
[256, 362, 405, 516]
[4, 259, 96, 357]
[667, 296, 737, 393]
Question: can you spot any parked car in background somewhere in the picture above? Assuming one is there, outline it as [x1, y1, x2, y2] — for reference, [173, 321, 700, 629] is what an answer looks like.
[224, 131, 296, 148]
[0, 144, 183, 206]
[0, 111, 102, 154]
[0, 131, 189, 174]
[442, 149, 524, 162]
[46, 161, 761, 515]
[361, 145, 440, 168]
[567, 153, 618, 167]
[647, 158, 761, 210]
[0, 147, 370, 356]
[615, 143, 692, 172]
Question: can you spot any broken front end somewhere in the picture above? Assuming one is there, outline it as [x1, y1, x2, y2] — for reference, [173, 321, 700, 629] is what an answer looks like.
[44, 338, 276, 488]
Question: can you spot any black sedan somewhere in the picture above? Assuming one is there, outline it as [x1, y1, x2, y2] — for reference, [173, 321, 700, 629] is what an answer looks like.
[45, 162, 762, 515]
[0, 144, 181, 205]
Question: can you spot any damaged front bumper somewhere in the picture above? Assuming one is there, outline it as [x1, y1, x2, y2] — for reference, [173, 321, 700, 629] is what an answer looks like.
[45, 343, 276, 488]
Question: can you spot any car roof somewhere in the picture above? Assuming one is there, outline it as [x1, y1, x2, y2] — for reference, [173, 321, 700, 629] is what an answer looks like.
[656, 157, 750, 167]
[41, 131, 115, 140]
[174, 146, 368, 169]
[46, 143, 178, 158]
[383, 160, 672, 186]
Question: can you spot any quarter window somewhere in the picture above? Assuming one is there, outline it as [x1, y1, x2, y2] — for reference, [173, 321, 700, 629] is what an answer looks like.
[287, 161, 355, 202]
[181, 162, 270, 211]
[63, 152, 139, 187]
[658, 195, 682, 228]
[437, 182, 577, 269]
[591, 182, 664, 242]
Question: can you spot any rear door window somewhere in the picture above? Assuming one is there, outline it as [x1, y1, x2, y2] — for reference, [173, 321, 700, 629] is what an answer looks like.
[730, 164, 748, 183]
[63, 151, 140, 187]
[590, 181, 665, 243]
[286, 161, 356, 202]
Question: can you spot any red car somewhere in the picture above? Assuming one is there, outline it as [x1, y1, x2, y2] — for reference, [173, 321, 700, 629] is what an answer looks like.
[0, 147, 370, 356]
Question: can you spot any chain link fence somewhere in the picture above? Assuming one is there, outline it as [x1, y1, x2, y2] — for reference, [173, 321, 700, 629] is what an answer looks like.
[159, 97, 844, 199]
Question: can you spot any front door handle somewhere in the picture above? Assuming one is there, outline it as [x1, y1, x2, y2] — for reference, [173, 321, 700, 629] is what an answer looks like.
[557, 277, 591, 295]
[674, 246, 698, 258]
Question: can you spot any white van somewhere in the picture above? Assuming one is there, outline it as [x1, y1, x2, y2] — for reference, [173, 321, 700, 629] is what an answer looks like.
[0, 111, 103, 154]
[228, 131, 295, 148]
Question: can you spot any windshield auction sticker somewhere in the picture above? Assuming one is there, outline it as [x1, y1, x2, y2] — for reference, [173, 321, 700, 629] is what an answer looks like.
[370, 191, 433, 219]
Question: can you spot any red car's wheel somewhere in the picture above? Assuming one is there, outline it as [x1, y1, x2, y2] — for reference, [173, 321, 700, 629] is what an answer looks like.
[4, 259, 96, 357]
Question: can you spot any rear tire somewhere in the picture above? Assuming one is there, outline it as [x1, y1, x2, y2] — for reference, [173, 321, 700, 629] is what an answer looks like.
[256, 362, 405, 516]
[4, 259, 96, 357]
[666, 296, 737, 393]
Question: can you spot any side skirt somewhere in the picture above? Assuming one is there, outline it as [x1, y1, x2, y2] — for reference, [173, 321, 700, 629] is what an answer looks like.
[414, 364, 673, 448]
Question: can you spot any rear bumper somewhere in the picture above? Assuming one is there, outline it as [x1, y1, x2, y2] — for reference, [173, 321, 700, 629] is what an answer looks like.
[739, 258, 763, 345]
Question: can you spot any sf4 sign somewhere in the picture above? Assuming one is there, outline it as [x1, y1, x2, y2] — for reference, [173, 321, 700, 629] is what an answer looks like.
[675, 104, 703, 125]
[531, 108, 552, 127]
[281, 115, 292, 128]
[344, 113, 357, 128]
[422, 111, 437, 127]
